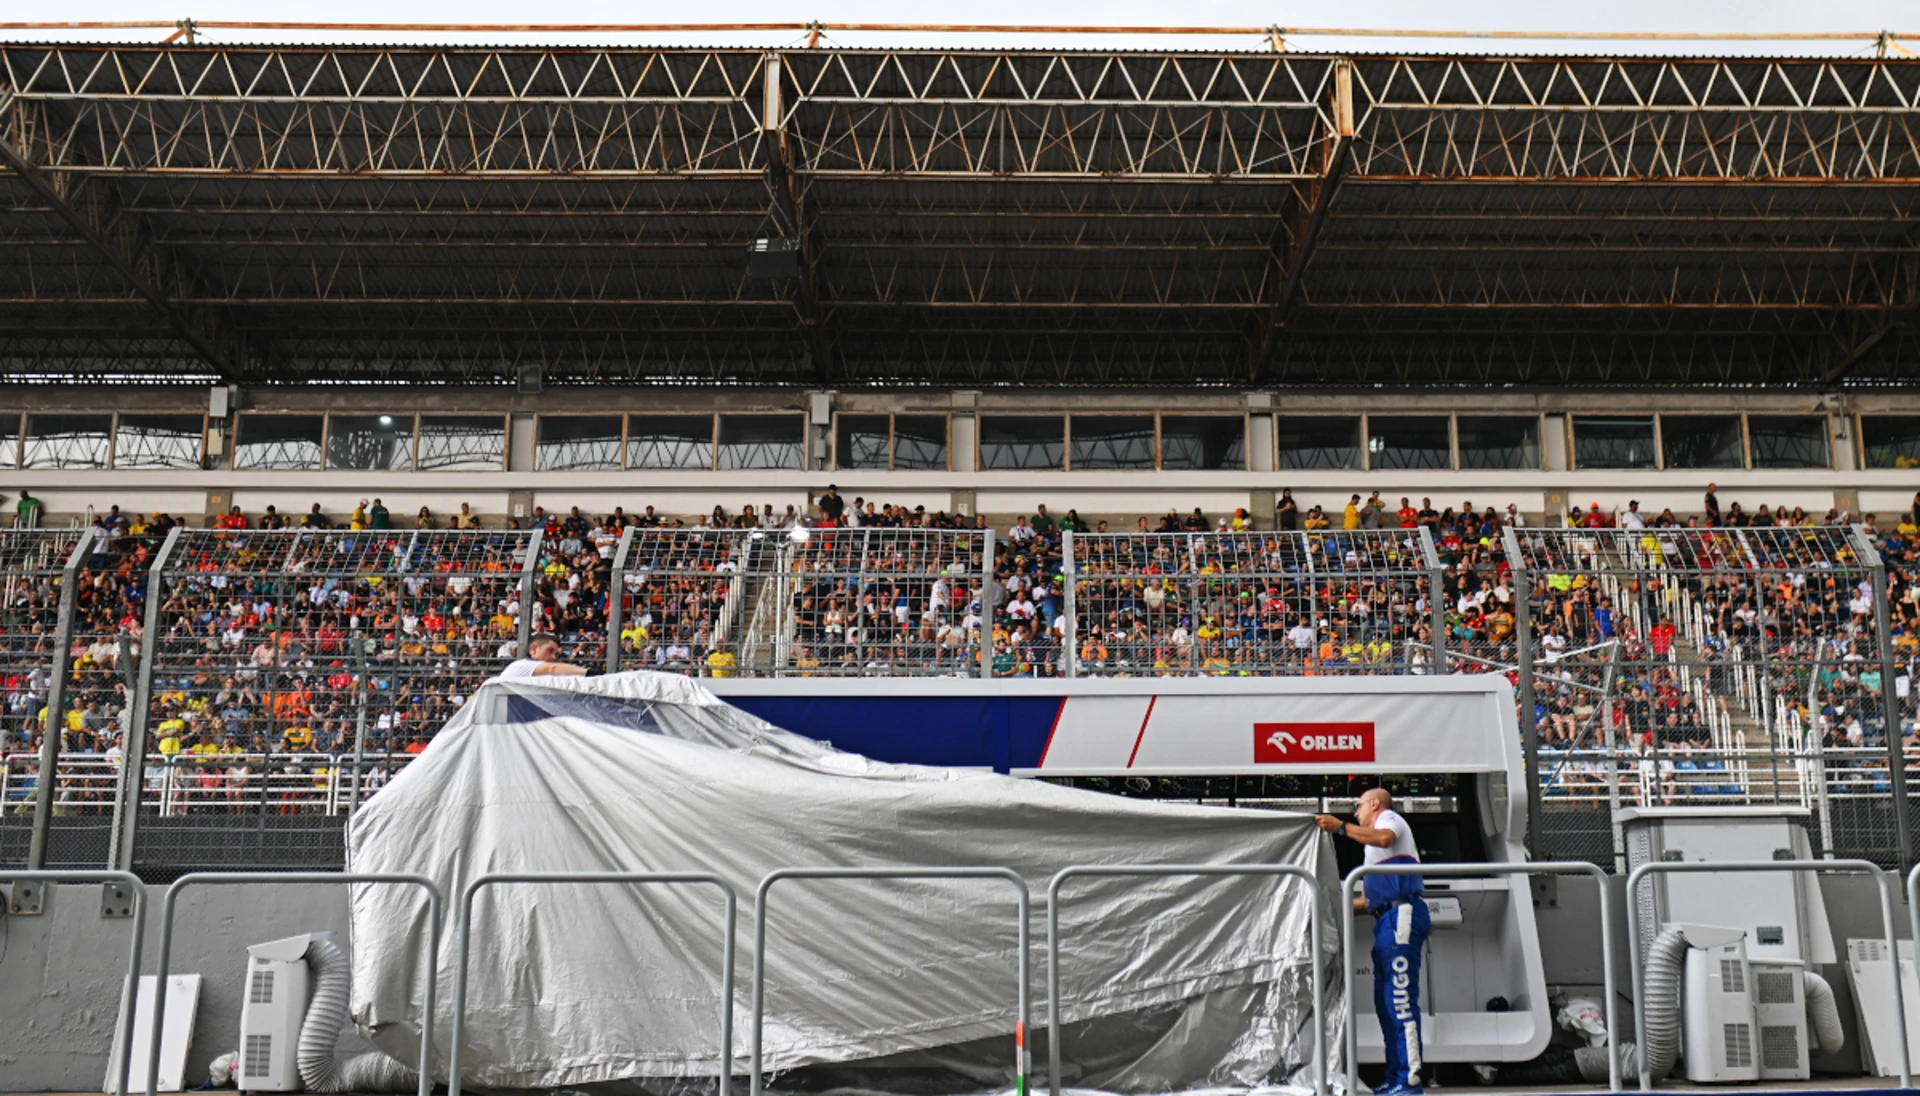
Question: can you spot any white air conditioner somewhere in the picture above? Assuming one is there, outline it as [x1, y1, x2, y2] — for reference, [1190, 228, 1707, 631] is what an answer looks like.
[1682, 927, 1759, 1083]
[238, 934, 314, 1092]
[1750, 958, 1810, 1081]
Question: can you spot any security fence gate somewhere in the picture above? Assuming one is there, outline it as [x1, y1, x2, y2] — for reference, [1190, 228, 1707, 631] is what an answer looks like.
[3, 524, 1914, 873]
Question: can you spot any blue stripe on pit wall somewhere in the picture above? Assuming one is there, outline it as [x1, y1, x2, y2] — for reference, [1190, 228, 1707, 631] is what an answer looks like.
[726, 695, 1065, 773]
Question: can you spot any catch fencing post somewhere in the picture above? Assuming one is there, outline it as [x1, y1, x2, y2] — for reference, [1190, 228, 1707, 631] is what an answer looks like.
[28, 527, 100, 869]
[147, 873, 443, 1096]
[1048, 864, 1325, 1096]
[1852, 526, 1913, 870]
[109, 524, 182, 872]
[1343, 861, 1619, 1095]
[979, 529, 997, 679]
[606, 525, 635, 673]
[448, 871, 738, 1096]
[516, 527, 544, 654]
[1628, 859, 1909, 1091]
[751, 867, 1028, 1096]
[1501, 526, 1544, 858]
[1062, 529, 1077, 678]
[0, 870, 146, 1096]
[1417, 526, 1446, 675]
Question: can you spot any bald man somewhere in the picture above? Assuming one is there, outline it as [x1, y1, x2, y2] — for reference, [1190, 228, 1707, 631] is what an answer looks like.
[1319, 789, 1428, 1096]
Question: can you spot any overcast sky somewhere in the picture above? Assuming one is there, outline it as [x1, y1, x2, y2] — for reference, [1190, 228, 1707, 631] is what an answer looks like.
[9, 0, 1918, 54]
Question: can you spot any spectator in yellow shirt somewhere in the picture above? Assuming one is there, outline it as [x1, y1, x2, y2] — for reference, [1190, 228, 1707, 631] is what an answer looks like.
[706, 640, 737, 678]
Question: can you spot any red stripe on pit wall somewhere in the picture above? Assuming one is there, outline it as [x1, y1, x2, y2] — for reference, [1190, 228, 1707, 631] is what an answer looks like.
[1124, 696, 1158, 768]
[1035, 698, 1068, 768]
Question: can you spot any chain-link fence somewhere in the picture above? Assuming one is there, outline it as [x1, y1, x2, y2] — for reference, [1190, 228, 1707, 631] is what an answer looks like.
[12, 519, 1918, 873]
[1510, 525, 1909, 869]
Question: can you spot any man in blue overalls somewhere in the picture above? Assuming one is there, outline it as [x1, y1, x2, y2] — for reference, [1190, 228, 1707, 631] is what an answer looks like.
[1319, 788, 1429, 1096]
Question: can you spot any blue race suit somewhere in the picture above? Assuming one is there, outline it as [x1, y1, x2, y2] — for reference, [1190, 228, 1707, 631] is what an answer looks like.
[1366, 855, 1429, 1091]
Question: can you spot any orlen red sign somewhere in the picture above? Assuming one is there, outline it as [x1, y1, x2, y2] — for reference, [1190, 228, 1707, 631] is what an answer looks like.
[1253, 722, 1376, 764]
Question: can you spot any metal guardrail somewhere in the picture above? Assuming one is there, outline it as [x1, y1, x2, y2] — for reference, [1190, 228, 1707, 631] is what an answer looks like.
[145, 872, 444, 1096]
[749, 867, 1030, 1096]
[1625, 859, 1910, 1091]
[447, 871, 739, 1096]
[0, 870, 146, 1096]
[1341, 861, 1621, 1095]
[1046, 863, 1326, 1096]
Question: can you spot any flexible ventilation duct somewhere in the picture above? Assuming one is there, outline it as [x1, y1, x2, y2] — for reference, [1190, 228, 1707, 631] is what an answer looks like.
[1804, 970, 1845, 1057]
[1625, 926, 1690, 1084]
[297, 937, 421, 1093]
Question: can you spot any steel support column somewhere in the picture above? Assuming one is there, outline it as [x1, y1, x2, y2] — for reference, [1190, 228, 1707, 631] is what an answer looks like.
[27, 527, 101, 869]
[1503, 525, 1543, 858]
[1249, 56, 1352, 384]
[1854, 525, 1913, 870]
[517, 527, 544, 654]
[763, 54, 833, 384]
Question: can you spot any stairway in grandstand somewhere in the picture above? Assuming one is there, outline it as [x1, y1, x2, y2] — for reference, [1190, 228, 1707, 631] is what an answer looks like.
[735, 534, 782, 674]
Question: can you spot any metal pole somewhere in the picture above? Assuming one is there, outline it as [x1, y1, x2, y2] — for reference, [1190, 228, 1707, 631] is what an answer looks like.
[109, 525, 182, 872]
[1050, 865, 1324, 1096]
[1751, 554, 1785, 806]
[1600, 639, 1625, 872]
[1503, 526, 1543, 858]
[751, 867, 1028, 1096]
[606, 525, 634, 674]
[449, 872, 736, 1096]
[979, 528, 996, 679]
[1417, 527, 1446, 675]
[1062, 529, 1077, 678]
[517, 527, 544, 654]
[28, 527, 98, 869]
[147, 872, 443, 1096]
[1852, 525, 1914, 870]
[1628, 859, 1909, 1090]
[1809, 640, 1834, 854]
[1344, 862, 1620, 1095]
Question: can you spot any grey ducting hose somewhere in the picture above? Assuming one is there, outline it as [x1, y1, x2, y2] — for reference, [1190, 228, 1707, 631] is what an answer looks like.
[1626, 925, 1690, 1085]
[1804, 970, 1845, 1057]
[298, 936, 421, 1093]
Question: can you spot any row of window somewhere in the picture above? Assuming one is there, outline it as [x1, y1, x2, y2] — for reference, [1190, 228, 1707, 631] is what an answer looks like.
[3, 411, 1919, 472]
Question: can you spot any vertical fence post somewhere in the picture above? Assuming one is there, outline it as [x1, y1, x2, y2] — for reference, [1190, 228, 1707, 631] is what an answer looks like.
[1502, 526, 1543, 858]
[979, 528, 996, 679]
[109, 525, 182, 872]
[1062, 529, 1077, 678]
[1854, 525, 1913, 870]
[1417, 526, 1445, 675]
[606, 525, 634, 674]
[517, 527, 544, 654]
[1752, 553, 1785, 806]
[1808, 640, 1835, 854]
[29, 527, 98, 869]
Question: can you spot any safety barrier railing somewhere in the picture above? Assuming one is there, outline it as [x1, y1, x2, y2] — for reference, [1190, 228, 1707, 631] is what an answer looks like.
[1046, 863, 1326, 1096]
[1342, 861, 1621, 1095]
[448, 871, 739, 1096]
[750, 867, 1030, 1096]
[145, 872, 443, 1096]
[1625, 859, 1910, 1091]
[0, 870, 146, 1096]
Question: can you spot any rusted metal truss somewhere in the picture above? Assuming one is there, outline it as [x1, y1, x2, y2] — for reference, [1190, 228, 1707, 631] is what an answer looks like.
[1, 44, 1918, 386]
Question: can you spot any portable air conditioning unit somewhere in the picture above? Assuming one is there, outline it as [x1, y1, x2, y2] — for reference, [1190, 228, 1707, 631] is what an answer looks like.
[1682, 927, 1760, 1083]
[1750, 958, 1811, 1081]
[238, 934, 314, 1092]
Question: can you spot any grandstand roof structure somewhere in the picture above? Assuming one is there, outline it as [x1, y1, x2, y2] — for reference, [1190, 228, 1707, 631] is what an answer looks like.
[2, 42, 1918, 388]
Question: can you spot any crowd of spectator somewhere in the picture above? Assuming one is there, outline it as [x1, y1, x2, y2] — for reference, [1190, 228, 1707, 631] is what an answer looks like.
[3, 485, 1919, 818]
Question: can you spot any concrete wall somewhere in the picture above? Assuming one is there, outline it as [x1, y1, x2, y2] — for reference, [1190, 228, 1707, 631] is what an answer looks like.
[0, 883, 364, 1092]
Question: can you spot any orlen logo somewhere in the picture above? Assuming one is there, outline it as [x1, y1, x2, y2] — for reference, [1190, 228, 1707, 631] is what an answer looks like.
[1254, 722, 1375, 764]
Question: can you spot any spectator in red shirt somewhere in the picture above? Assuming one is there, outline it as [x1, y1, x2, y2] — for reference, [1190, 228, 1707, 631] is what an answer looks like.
[1396, 497, 1419, 529]
[1650, 617, 1676, 657]
[1580, 503, 1612, 529]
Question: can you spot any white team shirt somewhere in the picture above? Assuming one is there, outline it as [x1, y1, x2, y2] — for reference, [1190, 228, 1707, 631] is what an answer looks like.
[1363, 808, 1420, 865]
[499, 659, 541, 678]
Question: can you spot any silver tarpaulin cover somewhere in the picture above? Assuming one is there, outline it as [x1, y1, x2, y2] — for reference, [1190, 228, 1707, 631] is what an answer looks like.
[346, 672, 1340, 1091]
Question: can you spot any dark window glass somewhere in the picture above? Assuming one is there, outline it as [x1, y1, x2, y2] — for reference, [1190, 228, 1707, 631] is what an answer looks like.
[1159, 416, 1246, 470]
[233, 415, 324, 470]
[629, 415, 715, 470]
[891, 415, 949, 471]
[1571, 416, 1656, 469]
[1070, 416, 1156, 470]
[0, 414, 18, 468]
[1862, 416, 1920, 470]
[1748, 416, 1830, 469]
[1661, 416, 1744, 469]
[835, 415, 891, 470]
[979, 416, 1064, 470]
[418, 416, 507, 471]
[1456, 416, 1541, 470]
[114, 414, 203, 469]
[22, 413, 112, 469]
[718, 414, 802, 470]
[1276, 417, 1360, 470]
[1368, 416, 1451, 470]
[326, 414, 415, 470]
[535, 416, 623, 471]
